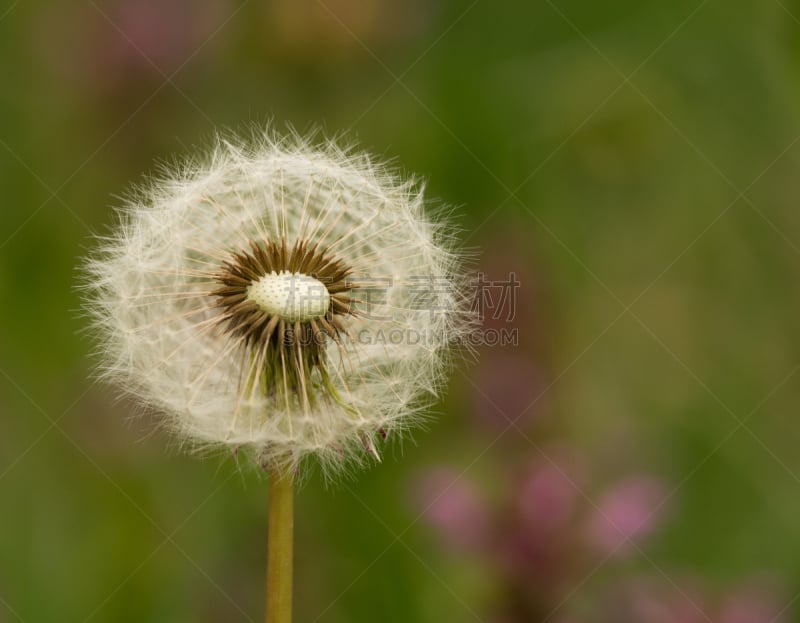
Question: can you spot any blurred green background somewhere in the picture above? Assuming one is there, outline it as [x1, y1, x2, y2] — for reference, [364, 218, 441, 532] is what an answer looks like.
[2, 0, 800, 621]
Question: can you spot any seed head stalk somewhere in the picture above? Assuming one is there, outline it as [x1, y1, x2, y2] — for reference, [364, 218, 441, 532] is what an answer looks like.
[266, 466, 294, 623]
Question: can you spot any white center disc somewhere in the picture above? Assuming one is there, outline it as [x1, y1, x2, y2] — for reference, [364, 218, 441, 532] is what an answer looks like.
[247, 271, 331, 322]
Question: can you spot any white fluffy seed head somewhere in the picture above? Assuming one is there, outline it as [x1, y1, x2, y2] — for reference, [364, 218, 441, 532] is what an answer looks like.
[247, 271, 330, 322]
[83, 129, 474, 478]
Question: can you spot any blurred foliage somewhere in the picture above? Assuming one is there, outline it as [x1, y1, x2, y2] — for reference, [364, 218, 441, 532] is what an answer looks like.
[2, 0, 800, 621]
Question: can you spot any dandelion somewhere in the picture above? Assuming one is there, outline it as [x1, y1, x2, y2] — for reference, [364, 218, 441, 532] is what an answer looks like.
[84, 129, 472, 622]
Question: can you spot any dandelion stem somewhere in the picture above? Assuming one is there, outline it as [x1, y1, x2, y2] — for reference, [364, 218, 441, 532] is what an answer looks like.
[266, 467, 294, 623]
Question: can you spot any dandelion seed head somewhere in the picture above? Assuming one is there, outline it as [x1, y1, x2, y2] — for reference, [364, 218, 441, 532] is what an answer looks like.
[84, 129, 473, 476]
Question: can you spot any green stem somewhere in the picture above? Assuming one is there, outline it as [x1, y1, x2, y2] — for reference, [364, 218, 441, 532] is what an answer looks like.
[266, 467, 294, 623]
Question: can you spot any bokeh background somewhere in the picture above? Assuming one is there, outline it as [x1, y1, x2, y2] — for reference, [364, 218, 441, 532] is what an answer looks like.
[2, 0, 800, 621]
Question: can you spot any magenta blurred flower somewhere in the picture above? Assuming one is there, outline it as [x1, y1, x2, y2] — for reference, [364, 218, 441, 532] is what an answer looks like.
[471, 353, 550, 431]
[586, 476, 668, 557]
[618, 576, 788, 623]
[264, 0, 436, 59]
[628, 590, 710, 623]
[37, 0, 226, 90]
[411, 458, 791, 623]
[109, 0, 225, 73]
[412, 467, 489, 551]
[492, 451, 586, 598]
[518, 460, 580, 533]
[719, 583, 787, 623]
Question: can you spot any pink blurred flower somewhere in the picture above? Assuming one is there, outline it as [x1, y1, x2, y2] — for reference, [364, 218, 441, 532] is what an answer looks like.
[629, 591, 710, 623]
[620, 576, 711, 623]
[263, 0, 436, 60]
[719, 583, 787, 623]
[586, 476, 668, 557]
[412, 467, 489, 551]
[36, 0, 226, 90]
[471, 353, 550, 431]
[493, 451, 586, 594]
[518, 461, 579, 533]
[109, 0, 225, 73]
[474, 228, 545, 339]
